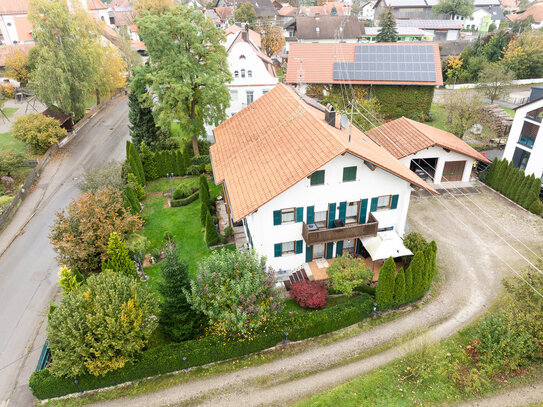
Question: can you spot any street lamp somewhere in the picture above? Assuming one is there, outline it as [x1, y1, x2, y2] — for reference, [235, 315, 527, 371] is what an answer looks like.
[167, 173, 174, 198]
[134, 252, 147, 281]
[74, 379, 83, 395]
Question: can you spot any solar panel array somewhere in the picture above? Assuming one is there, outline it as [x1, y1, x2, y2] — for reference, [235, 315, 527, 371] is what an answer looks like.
[332, 44, 437, 83]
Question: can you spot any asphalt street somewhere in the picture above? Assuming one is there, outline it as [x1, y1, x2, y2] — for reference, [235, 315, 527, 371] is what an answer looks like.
[0, 96, 130, 406]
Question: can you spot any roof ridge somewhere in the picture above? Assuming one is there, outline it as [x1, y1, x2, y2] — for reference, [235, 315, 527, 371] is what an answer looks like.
[402, 116, 437, 147]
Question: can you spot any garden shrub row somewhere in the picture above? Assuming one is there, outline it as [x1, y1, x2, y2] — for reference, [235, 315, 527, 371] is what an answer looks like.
[170, 191, 199, 207]
[483, 158, 543, 215]
[29, 294, 373, 399]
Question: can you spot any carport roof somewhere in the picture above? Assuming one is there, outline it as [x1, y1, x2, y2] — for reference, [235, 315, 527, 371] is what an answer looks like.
[366, 117, 491, 163]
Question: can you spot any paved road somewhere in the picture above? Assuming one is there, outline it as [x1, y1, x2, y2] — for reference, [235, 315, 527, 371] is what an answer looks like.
[92, 188, 543, 406]
[0, 96, 130, 406]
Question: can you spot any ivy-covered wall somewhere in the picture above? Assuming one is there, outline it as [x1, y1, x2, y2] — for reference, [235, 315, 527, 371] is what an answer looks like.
[371, 85, 434, 121]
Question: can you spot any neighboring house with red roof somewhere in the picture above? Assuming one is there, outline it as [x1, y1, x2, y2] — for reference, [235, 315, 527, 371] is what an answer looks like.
[507, 1, 543, 28]
[86, 0, 111, 26]
[211, 83, 437, 276]
[223, 24, 277, 118]
[367, 117, 490, 184]
[0, 0, 33, 45]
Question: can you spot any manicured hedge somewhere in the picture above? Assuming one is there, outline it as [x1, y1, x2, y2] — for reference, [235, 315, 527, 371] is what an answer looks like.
[372, 85, 434, 121]
[29, 294, 373, 399]
[170, 192, 199, 207]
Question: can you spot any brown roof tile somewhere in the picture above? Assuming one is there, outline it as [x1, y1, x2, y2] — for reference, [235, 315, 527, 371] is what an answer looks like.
[211, 84, 436, 221]
[285, 42, 443, 86]
[507, 1, 543, 22]
[367, 117, 491, 163]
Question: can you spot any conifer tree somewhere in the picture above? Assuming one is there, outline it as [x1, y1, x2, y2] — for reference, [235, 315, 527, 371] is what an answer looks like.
[405, 263, 413, 301]
[175, 150, 186, 176]
[521, 175, 536, 208]
[140, 141, 158, 180]
[127, 141, 145, 185]
[425, 240, 438, 285]
[127, 173, 145, 200]
[393, 267, 406, 306]
[409, 251, 426, 299]
[182, 146, 191, 169]
[486, 157, 498, 186]
[376, 257, 396, 310]
[102, 232, 137, 277]
[205, 211, 219, 247]
[158, 247, 207, 341]
[199, 174, 210, 206]
[502, 165, 515, 197]
[125, 185, 141, 214]
[201, 199, 208, 227]
[524, 176, 541, 209]
[497, 160, 512, 193]
[129, 67, 159, 149]
[375, 10, 398, 43]
[492, 159, 506, 190]
[511, 170, 525, 202]
[505, 168, 519, 199]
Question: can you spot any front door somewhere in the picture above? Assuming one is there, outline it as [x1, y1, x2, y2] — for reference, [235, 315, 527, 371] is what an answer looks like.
[442, 160, 466, 182]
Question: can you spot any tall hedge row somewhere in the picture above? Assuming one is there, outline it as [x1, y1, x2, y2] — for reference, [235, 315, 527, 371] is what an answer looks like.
[376, 240, 437, 311]
[485, 158, 543, 215]
[29, 294, 374, 400]
[145, 148, 198, 179]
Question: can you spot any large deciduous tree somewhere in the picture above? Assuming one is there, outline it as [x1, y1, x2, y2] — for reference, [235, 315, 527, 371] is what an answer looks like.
[442, 89, 484, 138]
[475, 62, 515, 103]
[47, 271, 158, 377]
[260, 25, 283, 57]
[433, 0, 474, 18]
[375, 10, 398, 43]
[234, 3, 257, 29]
[137, 6, 232, 156]
[133, 0, 174, 16]
[49, 187, 143, 273]
[327, 254, 373, 297]
[503, 32, 543, 79]
[28, 0, 103, 120]
[4, 49, 30, 86]
[12, 113, 66, 153]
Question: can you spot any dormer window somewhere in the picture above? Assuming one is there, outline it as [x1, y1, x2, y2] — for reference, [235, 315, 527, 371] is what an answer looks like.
[239, 55, 246, 59]
[234, 70, 239, 78]
[241, 69, 246, 78]
[248, 70, 252, 78]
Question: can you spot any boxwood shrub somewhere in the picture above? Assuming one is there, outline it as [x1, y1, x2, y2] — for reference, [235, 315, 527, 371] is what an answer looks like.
[170, 192, 199, 207]
[29, 294, 373, 399]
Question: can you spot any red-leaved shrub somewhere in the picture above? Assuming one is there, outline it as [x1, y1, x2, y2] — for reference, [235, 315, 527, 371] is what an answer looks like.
[290, 280, 328, 309]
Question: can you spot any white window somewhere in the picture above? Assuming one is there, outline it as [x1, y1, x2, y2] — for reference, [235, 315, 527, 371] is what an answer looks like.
[345, 201, 359, 224]
[281, 208, 295, 223]
[343, 239, 355, 253]
[313, 243, 325, 259]
[281, 241, 295, 255]
[241, 69, 246, 78]
[234, 70, 239, 78]
[377, 195, 392, 210]
[314, 210, 327, 228]
[248, 70, 252, 78]
[230, 90, 238, 102]
[246, 90, 254, 104]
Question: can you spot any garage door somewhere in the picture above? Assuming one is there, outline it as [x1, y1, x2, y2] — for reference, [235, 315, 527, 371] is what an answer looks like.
[442, 160, 466, 182]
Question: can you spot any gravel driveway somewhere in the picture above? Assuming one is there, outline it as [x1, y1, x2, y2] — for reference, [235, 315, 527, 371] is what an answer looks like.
[91, 188, 543, 407]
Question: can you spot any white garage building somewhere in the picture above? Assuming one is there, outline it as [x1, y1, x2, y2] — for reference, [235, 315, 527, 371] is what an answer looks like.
[367, 117, 490, 184]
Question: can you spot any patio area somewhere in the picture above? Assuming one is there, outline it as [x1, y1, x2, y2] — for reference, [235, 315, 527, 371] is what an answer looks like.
[305, 256, 406, 283]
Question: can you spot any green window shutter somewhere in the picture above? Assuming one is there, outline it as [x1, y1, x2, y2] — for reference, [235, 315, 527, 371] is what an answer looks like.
[273, 210, 281, 226]
[274, 243, 282, 257]
[342, 166, 357, 182]
[310, 170, 325, 186]
[305, 245, 313, 262]
[359, 198, 368, 224]
[336, 241, 343, 257]
[296, 207, 304, 222]
[390, 194, 399, 210]
[326, 242, 334, 259]
[328, 203, 336, 228]
[307, 206, 314, 224]
[370, 197, 378, 212]
[338, 201, 346, 222]
[296, 240, 303, 254]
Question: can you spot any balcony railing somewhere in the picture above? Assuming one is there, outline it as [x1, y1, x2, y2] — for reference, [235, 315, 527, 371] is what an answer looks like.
[302, 213, 379, 246]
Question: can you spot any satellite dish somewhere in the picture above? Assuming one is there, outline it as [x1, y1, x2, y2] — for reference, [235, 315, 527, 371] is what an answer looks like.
[340, 114, 348, 129]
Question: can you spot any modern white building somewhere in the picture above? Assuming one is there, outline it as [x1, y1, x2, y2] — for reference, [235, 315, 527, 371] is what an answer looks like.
[211, 84, 437, 276]
[453, 5, 505, 32]
[224, 25, 278, 117]
[359, 1, 376, 21]
[503, 87, 543, 178]
[367, 117, 490, 184]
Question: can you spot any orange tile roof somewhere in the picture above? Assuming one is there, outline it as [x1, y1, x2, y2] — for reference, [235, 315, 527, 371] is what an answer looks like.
[87, 0, 108, 10]
[285, 42, 443, 86]
[366, 117, 491, 163]
[211, 84, 437, 222]
[507, 1, 543, 22]
[14, 16, 33, 42]
[225, 24, 262, 49]
[0, 0, 29, 14]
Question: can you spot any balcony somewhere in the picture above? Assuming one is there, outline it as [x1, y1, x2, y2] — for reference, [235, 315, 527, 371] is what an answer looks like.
[302, 213, 379, 246]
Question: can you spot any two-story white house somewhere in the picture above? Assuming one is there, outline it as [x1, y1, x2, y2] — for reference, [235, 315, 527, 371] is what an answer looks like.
[211, 84, 437, 278]
[224, 24, 278, 116]
[503, 87, 543, 178]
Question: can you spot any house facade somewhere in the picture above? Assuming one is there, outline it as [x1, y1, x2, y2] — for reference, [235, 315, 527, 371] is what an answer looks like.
[396, 19, 462, 40]
[503, 88, 543, 178]
[211, 84, 436, 274]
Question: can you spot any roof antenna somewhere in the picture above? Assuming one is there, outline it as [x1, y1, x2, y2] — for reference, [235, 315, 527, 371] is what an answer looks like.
[348, 100, 354, 143]
[297, 59, 304, 113]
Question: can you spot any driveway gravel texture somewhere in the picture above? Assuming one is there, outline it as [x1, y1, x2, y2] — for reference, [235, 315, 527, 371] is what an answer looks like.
[88, 188, 543, 407]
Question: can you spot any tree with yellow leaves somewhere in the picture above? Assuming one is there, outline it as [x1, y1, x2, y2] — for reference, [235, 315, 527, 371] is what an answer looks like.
[97, 45, 127, 100]
[446, 55, 463, 85]
[4, 49, 30, 86]
[260, 25, 283, 57]
[133, 0, 174, 15]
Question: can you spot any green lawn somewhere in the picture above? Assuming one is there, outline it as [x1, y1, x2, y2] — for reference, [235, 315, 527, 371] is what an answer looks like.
[0, 130, 27, 155]
[1, 107, 18, 118]
[140, 175, 226, 292]
[502, 106, 515, 117]
[427, 103, 453, 132]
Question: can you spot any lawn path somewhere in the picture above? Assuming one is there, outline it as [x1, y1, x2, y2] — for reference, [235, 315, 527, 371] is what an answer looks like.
[91, 190, 543, 407]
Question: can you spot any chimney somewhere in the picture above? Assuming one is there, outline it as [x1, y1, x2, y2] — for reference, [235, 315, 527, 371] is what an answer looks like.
[242, 23, 249, 42]
[325, 104, 336, 127]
